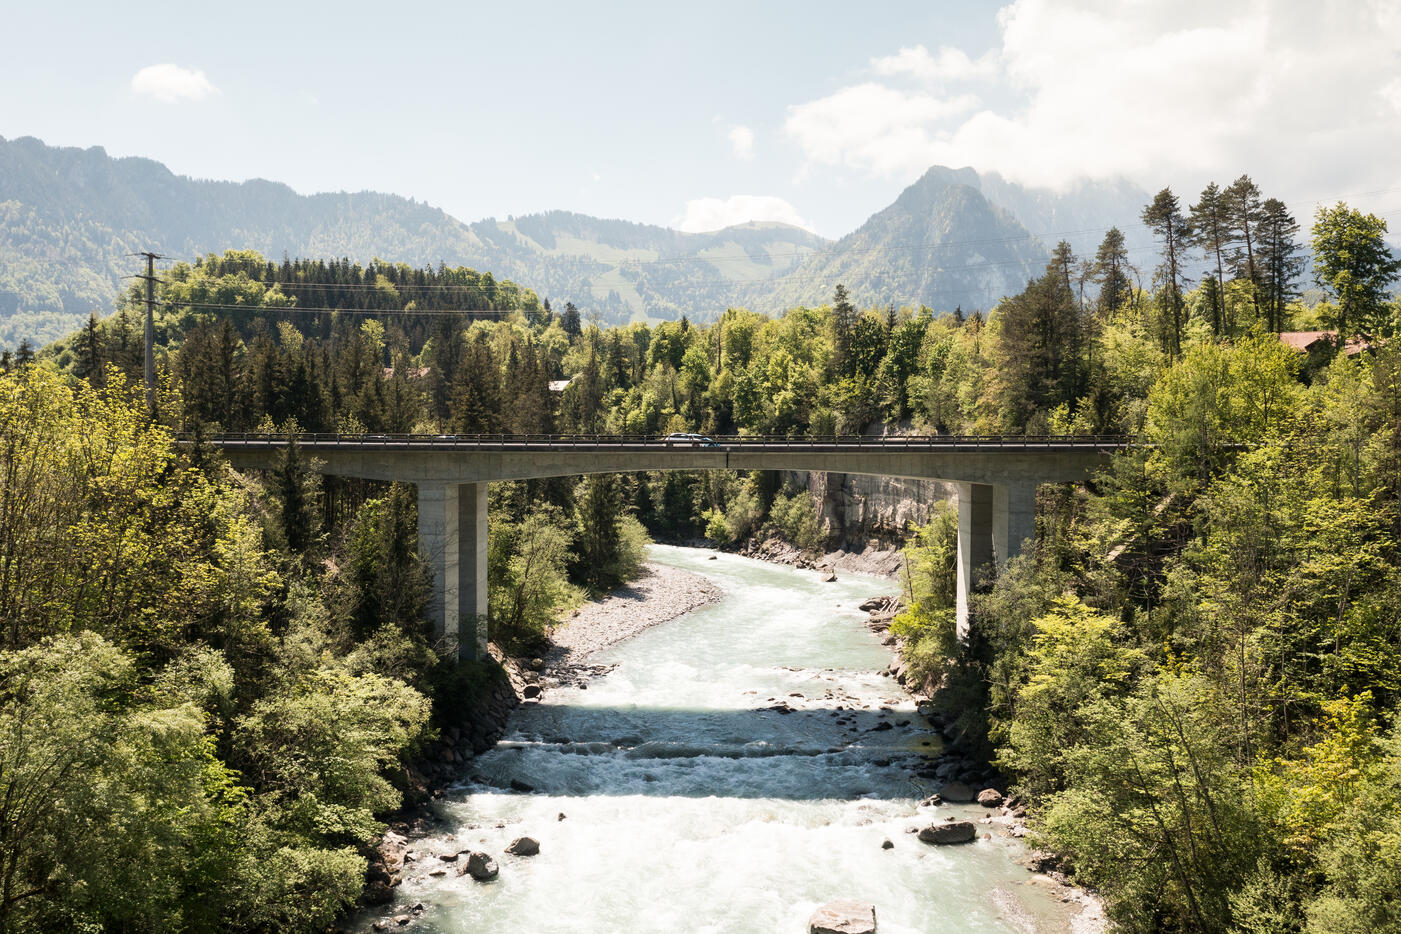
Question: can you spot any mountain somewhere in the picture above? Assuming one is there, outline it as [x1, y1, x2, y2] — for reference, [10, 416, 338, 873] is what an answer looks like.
[0, 135, 830, 345]
[755, 167, 1055, 314]
[0, 135, 1151, 347]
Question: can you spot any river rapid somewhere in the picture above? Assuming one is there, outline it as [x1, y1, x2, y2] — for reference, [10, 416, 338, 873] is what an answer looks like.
[359, 545, 1085, 933]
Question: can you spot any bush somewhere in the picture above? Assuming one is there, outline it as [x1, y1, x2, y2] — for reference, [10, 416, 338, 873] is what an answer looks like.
[767, 489, 825, 552]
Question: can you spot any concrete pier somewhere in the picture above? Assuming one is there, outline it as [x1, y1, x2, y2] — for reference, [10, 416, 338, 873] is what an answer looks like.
[955, 481, 1038, 638]
[416, 481, 488, 659]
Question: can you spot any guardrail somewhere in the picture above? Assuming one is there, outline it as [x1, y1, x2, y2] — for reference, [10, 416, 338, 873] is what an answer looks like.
[189, 432, 1133, 450]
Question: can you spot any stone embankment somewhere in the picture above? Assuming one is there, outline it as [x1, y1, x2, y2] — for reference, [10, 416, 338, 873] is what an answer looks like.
[738, 533, 906, 579]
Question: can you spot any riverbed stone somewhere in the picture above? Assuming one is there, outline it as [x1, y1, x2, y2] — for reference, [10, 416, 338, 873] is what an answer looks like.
[977, 788, 1004, 807]
[506, 836, 540, 856]
[461, 851, 499, 881]
[917, 820, 977, 845]
[808, 899, 877, 933]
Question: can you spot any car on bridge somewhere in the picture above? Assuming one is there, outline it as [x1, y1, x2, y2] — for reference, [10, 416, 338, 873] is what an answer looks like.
[662, 432, 718, 446]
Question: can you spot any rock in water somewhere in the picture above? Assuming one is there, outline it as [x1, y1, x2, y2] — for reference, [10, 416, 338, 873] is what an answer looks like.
[917, 821, 977, 845]
[506, 836, 540, 856]
[977, 788, 1004, 807]
[822, 570, 838, 582]
[808, 900, 877, 933]
[938, 781, 975, 803]
[460, 851, 499, 881]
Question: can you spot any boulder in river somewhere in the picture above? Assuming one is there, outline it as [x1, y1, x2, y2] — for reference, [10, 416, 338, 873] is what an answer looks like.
[977, 788, 1004, 807]
[522, 684, 542, 699]
[938, 781, 975, 803]
[917, 820, 977, 845]
[506, 836, 540, 856]
[460, 851, 499, 881]
[822, 570, 838, 582]
[808, 899, 877, 933]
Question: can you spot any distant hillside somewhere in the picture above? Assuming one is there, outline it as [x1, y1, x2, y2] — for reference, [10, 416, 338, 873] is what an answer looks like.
[755, 168, 1057, 313]
[0, 134, 1153, 346]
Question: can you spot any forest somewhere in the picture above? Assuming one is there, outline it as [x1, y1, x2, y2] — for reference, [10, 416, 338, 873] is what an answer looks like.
[0, 176, 1399, 932]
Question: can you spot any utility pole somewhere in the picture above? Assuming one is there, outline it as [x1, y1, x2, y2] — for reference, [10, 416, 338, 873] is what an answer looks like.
[133, 252, 163, 415]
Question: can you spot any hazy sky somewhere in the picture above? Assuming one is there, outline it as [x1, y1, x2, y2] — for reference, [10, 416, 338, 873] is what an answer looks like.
[4, 0, 1400, 238]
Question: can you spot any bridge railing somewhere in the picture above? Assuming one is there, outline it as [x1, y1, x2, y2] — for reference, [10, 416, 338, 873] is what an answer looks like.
[189, 432, 1133, 449]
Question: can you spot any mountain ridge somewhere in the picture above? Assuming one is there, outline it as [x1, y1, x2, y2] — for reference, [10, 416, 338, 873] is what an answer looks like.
[0, 134, 1149, 346]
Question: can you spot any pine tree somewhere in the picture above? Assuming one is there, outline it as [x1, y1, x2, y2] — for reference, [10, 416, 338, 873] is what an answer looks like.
[1142, 188, 1192, 357]
[1092, 228, 1132, 317]
[561, 302, 582, 341]
[73, 313, 105, 385]
[1258, 198, 1304, 333]
[573, 473, 625, 590]
[1225, 174, 1266, 320]
[831, 284, 858, 376]
[1190, 183, 1231, 335]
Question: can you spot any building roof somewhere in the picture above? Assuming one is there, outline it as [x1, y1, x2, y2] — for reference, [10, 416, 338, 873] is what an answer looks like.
[1278, 330, 1372, 357]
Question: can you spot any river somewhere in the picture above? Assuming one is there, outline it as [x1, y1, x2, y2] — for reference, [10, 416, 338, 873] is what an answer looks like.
[358, 544, 1088, 933]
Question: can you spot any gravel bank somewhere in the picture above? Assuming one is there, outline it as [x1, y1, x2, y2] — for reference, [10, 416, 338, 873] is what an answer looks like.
[545, 561, 723, 666]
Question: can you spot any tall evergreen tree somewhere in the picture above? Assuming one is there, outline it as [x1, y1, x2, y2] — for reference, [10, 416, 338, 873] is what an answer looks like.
[1258, 198, 1304, 333]
[1142, 188, 1192, 357]
[1225, 174, 1266, 320]
[831, 284, 858, 376]
[1190, 182, 1231, 335]
[994, 258, 1084, 430]
[1092, 228, 1133, 317]
[73, 312, 105, 385]
[561, 302, 582, 341]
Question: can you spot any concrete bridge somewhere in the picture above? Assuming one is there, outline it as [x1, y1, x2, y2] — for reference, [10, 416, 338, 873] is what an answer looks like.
[209, 433, 1126, 658]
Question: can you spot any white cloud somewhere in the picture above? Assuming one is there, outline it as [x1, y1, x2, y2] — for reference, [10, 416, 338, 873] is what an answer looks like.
[728, 124, 755, 160]
[785, 0, 1401, 196]
[674, 195, 813, 233]
[785, 84, 979, 176]
[871, 44, 997, 83]
[131, 64, 218, 103]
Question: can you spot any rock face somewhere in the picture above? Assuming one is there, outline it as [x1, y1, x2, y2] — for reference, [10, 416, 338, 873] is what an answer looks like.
[917, 821, 978, 845]
[938, 781, 975, 803]
[791, 469, 957, 546]
[977, 788, 1004, 807]
[506, 836, 540, 856]
[808, 900, 878, 933]
[460, 851, 499, 881]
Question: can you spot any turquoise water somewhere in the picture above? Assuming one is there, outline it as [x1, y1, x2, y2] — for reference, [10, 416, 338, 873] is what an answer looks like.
[355, 545, 1074, 933]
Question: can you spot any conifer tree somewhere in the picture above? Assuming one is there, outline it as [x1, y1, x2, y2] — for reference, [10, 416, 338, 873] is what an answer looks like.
[1190, 182, 1231, 335]
[1258, 198, 1304, 333]
[831, 284, 857, 376]
[1225, 174, 1266, 319]
[1092, 228, 1132, 317]
[73, 312, 105, 385]
[1142, 188, 1192, 356]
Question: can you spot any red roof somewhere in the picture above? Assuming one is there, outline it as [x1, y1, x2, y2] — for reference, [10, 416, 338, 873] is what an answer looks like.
[1278, 330, 1372, 357]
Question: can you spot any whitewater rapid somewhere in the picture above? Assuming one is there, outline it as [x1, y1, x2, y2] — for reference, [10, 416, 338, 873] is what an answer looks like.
[357, 544, 1083, 933]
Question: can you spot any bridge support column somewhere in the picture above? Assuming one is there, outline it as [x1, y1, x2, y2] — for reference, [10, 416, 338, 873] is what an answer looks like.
[417, 482, 488, 660]
[955, 481, 1038, 639]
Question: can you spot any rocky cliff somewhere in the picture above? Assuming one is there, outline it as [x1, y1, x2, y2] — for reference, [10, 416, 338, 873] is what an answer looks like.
[785, 470, 956, 549]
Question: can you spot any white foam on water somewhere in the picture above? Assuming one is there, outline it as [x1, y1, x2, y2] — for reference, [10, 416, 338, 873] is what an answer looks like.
[355, 545, 1075, 933]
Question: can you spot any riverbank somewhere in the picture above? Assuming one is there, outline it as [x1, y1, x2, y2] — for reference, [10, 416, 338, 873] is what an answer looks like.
[544, 561, 723, 667]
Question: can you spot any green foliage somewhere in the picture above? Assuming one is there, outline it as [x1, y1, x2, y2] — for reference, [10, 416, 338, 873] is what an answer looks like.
[488, 504, 581, 651]
[1311, 203, 1401, 338]
[765, 489, 825, 552]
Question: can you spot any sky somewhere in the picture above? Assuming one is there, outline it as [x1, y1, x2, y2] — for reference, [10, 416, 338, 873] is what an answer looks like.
[3, 0, 1401, 239]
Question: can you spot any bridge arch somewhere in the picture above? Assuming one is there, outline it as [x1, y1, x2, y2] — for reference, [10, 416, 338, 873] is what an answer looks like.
[212, 435, 1121, 659]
